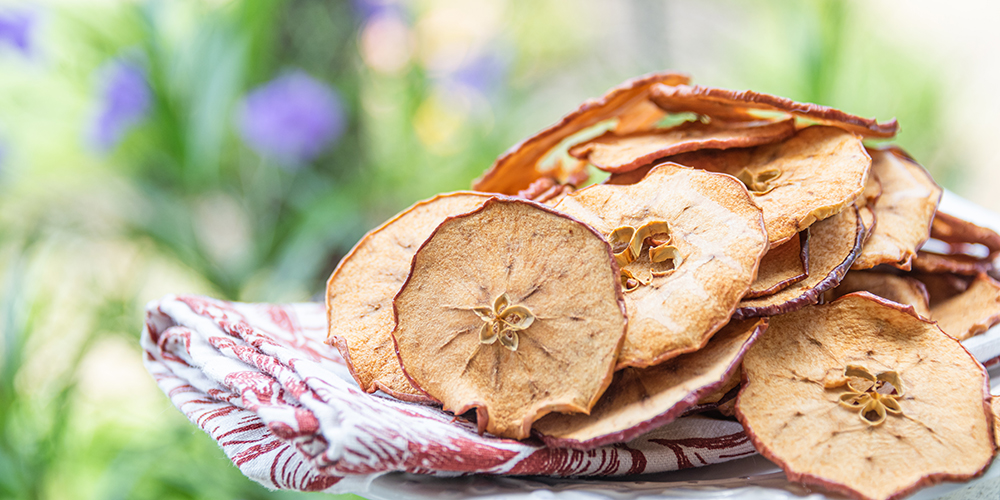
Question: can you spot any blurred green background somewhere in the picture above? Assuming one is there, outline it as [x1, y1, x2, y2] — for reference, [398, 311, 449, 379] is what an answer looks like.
[0, 0, 995, 498]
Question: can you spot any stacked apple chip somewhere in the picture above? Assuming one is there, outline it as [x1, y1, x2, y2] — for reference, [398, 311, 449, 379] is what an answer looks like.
[327, 72, 998, 499]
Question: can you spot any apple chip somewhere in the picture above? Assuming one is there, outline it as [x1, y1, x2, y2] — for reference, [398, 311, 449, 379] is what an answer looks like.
[930, 273, 1000, 340]
[473, 71, 689, 195]
[736, 206, 864, 319]
[830, 271, 930, 318]
[648, 83, 899, 138]
[326, 192, 492, 401]
[664, 126, 871, 245]
[930, 211, 1000, 259]
[857, 205, 876, 240]
[852, 147, 942, 271]
[912, 251, 993, 276]
[569, 118, 796, 174]
[533, 318, 766, 450]
[993, 397, 1000, 448]
[737, 292, 994, 500]
[746, 229, 809, 298]
[555, 162, 768, 368]
[614, 98, 667, 135]
[392, 198, 627, 439]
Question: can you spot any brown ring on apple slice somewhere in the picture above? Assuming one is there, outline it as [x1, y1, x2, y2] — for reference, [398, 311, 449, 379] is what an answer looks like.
[569, 118, 796, 174]
[326, 192, 493, 402]
[829, 271, 931, 319]
[737, 292, 994, 500]
[852, 146, 942, 271]
[745, 229, 810, 298]
[472, 71, 689, 195]
[734, 205, 864, 320]
[648, 83, 898, 138]
[533, 318, 766, 450]
[555, 162, 768, 369]
[930, 273, 1000, 340]
[392, 198, 628, 440]
[638, 126, 870, 245]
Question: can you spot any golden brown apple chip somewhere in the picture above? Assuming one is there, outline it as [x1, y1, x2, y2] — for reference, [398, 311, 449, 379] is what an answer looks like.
[569, 118, 796, 174]
[555, 162, 768, 368]
[856, 174, 883, 209]
[993, 397, 1000, 448]
[737, 292, 994, 500]
[392, 198, 627, 439]
[735, 206, 864, 319]
[930, 211, 1000, 259]
[613, 98, 668, 135]
[930, 273, 1000, 340]
[533, 318, 766, 450]
[912, 251, 993, 276]
[746, 230, 809, 298]
[473, 71, 690, 195]
[326, 192, 492, 401]
[830, 272, 930, 318]
[664, 126, 871, 245]
[852, 147, 942, 271]
[858, 205, 876, 241]
[648, 83, 899, 138]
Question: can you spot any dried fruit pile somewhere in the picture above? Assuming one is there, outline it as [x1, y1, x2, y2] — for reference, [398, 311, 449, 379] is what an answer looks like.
[327, 71, 1000, 500]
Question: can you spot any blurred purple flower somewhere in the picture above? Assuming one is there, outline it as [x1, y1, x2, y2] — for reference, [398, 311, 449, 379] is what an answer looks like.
[90, 60, 151, 151]
[0, 7, 38, 57]
[351, 0, 403, 21]
[448, 51, 508, 95]
[237, 71, 345, 166]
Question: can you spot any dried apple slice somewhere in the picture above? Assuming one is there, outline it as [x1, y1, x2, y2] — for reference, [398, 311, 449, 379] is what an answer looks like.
[648, 83, 898, 138]
[737, 292, 994, 500]
[569, 118, 796, 174]
[852, 147, 942, 271]
[930, 273, 1000, 340]
[746, 229, 809, 298]
[735, 206, 864, 319]
[555, 162, 768, 368]
[533, 318, 766, 450]
[910, 272, 971, 307]
[326, 192, 492, 401]
[830, 271, 931, 318]
[993, 397, 1000, 448]
[472, 71, 690, 195]
[912, 251, 993, 276]
[930, 211, 1000, 259]
[392, 198, 627, 439]
[662, 126, 871, 245]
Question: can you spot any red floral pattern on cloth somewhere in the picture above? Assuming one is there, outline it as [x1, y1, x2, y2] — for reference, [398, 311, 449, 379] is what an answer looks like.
[141, 294, 757, 494]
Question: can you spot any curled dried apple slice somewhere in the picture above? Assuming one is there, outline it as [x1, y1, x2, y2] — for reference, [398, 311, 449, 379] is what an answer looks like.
[930, 211, 1000, 259]
[735, 206, 864, 319]
[472, 71, 689, 195]
[556, 162, 767, 368]
[662, 126, 871, 245]
[533, 318, 766, 450]
[852, 147, 942, 271]
[912, 251, 993, 276]
[326, 192, 492, 401]
[569, 118, 795, 174]
[648, 83, 899, 138]
[930, 273, 1000, 340]
[911, 272, 970, 307]
[737, 292, 994, 500]
[392, 198, 627, 439]
[745, 229, 809, 298]
[829, 271, 930, 318]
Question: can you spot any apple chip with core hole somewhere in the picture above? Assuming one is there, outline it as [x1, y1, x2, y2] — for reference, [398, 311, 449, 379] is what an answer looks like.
[648, 84, 898, 138]
[662, 126, 870, 245]
[326, 192, 492, 401]
[533, 318, 766, 450]
[746, 230, 809, 298]
[735, 206, 864, 319]
[930, 273, 1000, 340]
[392, 198, 627, 439]
[737, 292, 994, 500]
[555, 162, 767, 368]
[852, 147, 941, 271]
[830, 271, 930, 318]
[569, 118, 796, 174]
[473, 71, 689, 195]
